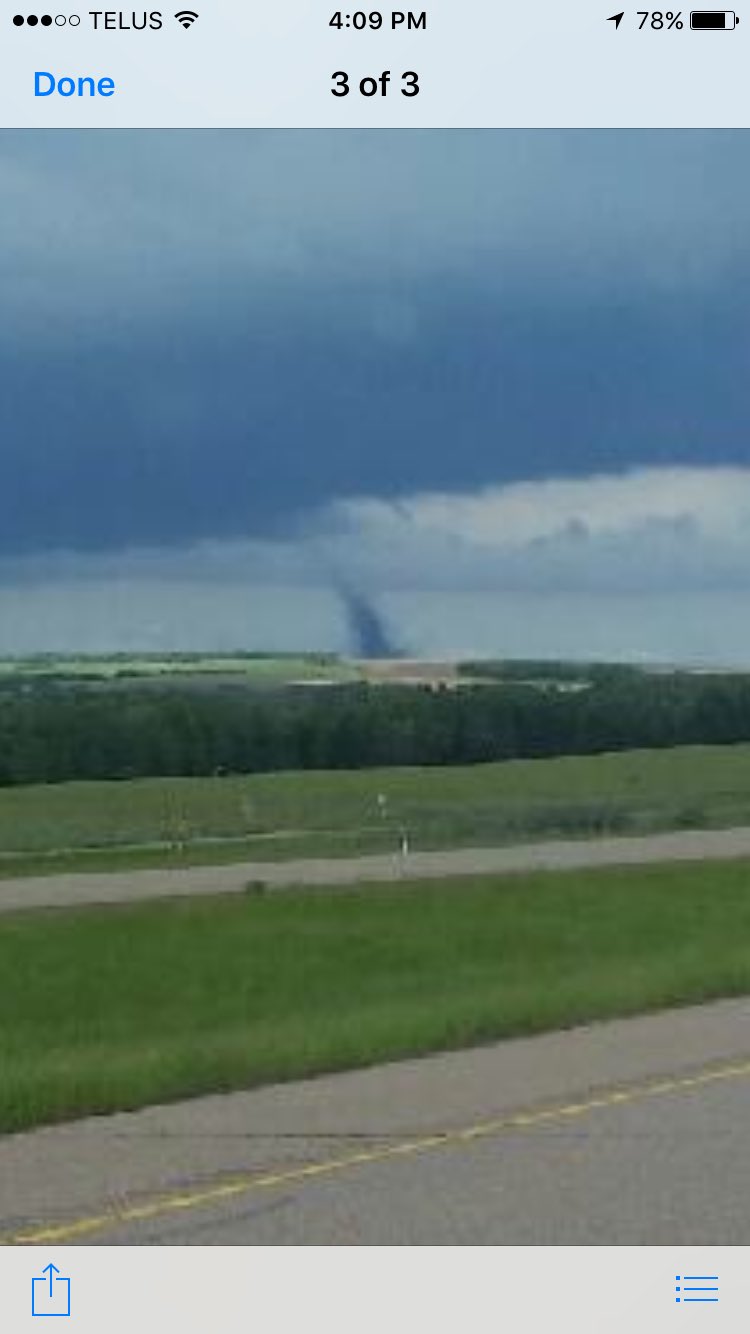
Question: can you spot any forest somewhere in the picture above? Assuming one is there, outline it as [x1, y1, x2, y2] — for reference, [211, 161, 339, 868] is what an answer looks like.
[2, 670, 750, 785]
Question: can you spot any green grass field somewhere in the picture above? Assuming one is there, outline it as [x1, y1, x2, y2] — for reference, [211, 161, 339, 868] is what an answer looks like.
[4, 742, 750, 875]
[2, 859, 750, 1133]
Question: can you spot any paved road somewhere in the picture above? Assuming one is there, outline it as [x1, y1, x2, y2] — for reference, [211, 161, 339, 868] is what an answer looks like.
[5, 825, 750, 915]
[3, 997, 750, 1245]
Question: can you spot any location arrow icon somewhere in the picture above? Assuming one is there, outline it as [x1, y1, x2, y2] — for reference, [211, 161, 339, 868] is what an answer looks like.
[608, 11, 625, 26]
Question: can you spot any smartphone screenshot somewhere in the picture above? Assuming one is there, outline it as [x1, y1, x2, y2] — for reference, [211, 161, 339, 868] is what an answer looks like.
[1, 3, 748, 1329]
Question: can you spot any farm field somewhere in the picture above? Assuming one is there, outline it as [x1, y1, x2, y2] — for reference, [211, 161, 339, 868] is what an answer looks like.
[3, 743, 750, 875]
[2, 859, 750, 1134]
[0, 653, 358, 686]
[0, 653, 555, 687]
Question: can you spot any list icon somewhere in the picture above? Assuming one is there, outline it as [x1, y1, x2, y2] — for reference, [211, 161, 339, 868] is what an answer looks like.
[675, 1273, 719, 1303]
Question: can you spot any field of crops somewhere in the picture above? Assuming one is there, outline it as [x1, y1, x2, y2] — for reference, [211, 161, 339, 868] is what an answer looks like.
[0, 653, 356, 684]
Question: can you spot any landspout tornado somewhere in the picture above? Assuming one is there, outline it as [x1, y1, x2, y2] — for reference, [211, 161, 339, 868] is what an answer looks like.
[338, 587, 399, 658]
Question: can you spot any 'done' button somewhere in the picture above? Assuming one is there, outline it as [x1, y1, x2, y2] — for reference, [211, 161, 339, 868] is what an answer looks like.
[34, 71, 116, 96]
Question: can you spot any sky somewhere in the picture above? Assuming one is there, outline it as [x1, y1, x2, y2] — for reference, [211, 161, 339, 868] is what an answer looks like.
[2, 129, 750, 661]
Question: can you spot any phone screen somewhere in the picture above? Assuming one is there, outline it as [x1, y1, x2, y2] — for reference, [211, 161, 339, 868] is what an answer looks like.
[0, 6, 747, 1331]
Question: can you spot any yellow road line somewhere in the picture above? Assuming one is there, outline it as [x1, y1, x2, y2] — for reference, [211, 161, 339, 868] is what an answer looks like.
[7, 1057, 750, 1246]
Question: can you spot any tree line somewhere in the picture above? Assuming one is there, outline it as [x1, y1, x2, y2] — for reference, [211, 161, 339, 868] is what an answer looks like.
[2, 672, 750, 786]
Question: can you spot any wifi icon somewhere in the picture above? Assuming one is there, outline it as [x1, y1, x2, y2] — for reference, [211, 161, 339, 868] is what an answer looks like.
[174, 9, 198, 27]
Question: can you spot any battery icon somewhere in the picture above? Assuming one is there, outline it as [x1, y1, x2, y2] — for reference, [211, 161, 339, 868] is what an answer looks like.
[690, 10, 738, 26]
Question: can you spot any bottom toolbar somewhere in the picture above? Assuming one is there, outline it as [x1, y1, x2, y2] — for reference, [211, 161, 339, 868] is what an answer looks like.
[2, 1248, 747, 1332]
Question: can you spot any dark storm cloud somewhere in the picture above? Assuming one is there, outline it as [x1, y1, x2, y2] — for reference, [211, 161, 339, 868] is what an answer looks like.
[2, 130, 750, 559]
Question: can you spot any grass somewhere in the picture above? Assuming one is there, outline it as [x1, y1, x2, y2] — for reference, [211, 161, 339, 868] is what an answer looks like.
[3, 858, 750, 1134]
[4, 742, 750, 873]
[0, 830, 399, 880]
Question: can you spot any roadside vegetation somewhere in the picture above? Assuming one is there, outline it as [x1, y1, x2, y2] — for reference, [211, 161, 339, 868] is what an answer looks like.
[3, 743, 750, 876]
[3, 859, 750, 1133]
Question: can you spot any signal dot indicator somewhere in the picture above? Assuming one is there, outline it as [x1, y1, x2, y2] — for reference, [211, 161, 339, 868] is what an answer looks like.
[13, 14, 24, 23]
[27, 14, 39, 24]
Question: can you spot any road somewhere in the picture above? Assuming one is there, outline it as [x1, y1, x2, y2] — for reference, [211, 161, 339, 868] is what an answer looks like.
[5, 824, 750, 914]
[3, 997, 750, 1245]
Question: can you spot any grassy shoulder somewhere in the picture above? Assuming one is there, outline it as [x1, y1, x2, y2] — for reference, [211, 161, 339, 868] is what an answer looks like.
[0, 829, 397, 880]
[5, 742, 750, 876]
[2, 859, 750, 1134]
